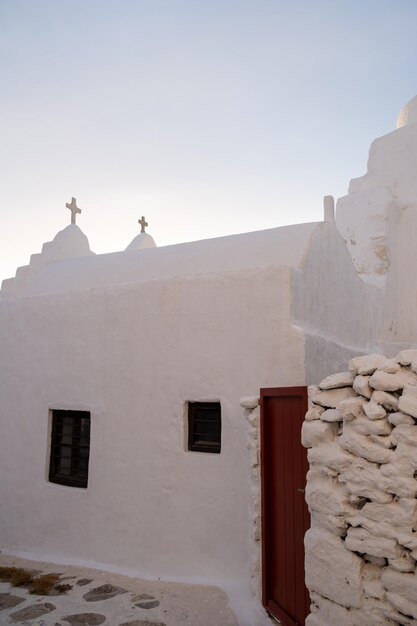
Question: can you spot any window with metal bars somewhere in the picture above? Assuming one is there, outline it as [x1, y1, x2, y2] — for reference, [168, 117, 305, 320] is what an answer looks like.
[188, 401, 221, 453]
[49, 410, 91, 488]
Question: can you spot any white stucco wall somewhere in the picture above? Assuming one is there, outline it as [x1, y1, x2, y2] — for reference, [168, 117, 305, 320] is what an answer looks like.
[292, 222, 383, 383]
[336, 97, 417, 352]
[0, 266, 304, 609]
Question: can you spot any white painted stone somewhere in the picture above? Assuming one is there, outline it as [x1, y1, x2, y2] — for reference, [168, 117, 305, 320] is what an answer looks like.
[338, 396, 366, 421]
[305, 470, 351, 516]
[368, 433, 393, 449]
[345, 527, 401, 559]
[302, 420, 337, 448]
[371, 390, 399, 411]
[308, 385, 320, 401]
[353, 375, 373, 399]
[388, 411, 415, 426]
[361, 498, 417, 528]
[377, 359, 401, 374]
[310, 510, 348, 537]
[319, 371, 355, 390]
[320, 408, 342, 423]
[308, 442, 356, 473]
[305, 529, 364, 608]
[339, 461, 393, 504]
[349, 354, 388, 375]
[305, 405, 325, 421]
[308, 592, 361, 626]
[396, 349, 417, 366]
[350, 416, 392, 437]
[364, 555, 387, 567]
[369, 369, 415, 392]
[386, 591, 417, 620]
[391, 424, 417, 447]
[399, 384, 417, 419]
[388, 550, 415, 573]
[239, 396, 259, 409]
[340, 424, 393, 464]
[363, 401, 387, 420]
[381, 568, 417, 605]
[363, 563, 386, 600]
[312, 387, 357, 408]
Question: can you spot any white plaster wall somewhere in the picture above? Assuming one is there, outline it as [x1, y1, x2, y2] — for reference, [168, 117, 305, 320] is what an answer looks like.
[335, 113, 417, 350]
[0, 266, 305, 591]
[292, 222, 383, 383]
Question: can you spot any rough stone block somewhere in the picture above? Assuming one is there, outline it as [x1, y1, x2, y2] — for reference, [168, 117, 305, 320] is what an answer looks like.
[381, 568, 417, 605]
[308, 442, 356, 473]
[310, 510, 348, 536]
[388, 550, 415, 573]
[361, 498, 417, 529]
[338, 397, 367, 421]
[339, 460, 393, 504]
[396, 349, 417, 366]
[312, 387, 357, 409]
[305, 404, 325, 421]
[371, 390, 399, 411]
[391, 424, 417, 447]
[369, 433, 393, 449]
[345, 527, 401, 559]
[399, 384, 417, 419]
[306, 471, 351, 516]
[305, 528, 364, 608]
[364, 401, 387, 420]
[340, 425, 393, 464]
[353, 375, 373, 399]
[385, 592, 417, 620]
[308, 592, 361, 626]
[302, 420, 337, 448]
[388, 411, 414, 426]
[320, 408, 342, 422]
[349, 354, 388, 375]
[350, 416, 392, 436]
[319, 371, 355, 390]
[377, 358, 401, 374]
[369, 370, 414, 392]
[239, 396, 259, 409]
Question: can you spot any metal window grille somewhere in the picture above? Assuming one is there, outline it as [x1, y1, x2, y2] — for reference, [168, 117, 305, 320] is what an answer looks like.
[188, 402, 221, 453]
[49, 410, 91, 488]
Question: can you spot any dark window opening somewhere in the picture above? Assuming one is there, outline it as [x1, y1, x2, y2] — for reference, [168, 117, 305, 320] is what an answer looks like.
[188, 402, 221, 453]
[49, 410, 91, 488]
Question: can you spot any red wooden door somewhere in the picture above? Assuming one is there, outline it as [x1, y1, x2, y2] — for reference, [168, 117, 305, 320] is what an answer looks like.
[260, 387, 310, 626]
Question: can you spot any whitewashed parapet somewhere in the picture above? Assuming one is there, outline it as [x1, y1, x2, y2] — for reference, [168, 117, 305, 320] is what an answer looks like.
[303, 351, 417, 626]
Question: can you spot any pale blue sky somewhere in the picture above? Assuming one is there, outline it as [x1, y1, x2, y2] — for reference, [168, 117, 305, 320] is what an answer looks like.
[1, 0, 417, 282]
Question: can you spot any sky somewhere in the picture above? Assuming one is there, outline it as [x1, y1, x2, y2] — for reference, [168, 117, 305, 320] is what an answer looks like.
[1, 0, 417, 282]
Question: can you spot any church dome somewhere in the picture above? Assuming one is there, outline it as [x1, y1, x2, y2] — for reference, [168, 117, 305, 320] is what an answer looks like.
[125, 232, 156, 251]
[396, 95, 417, 128]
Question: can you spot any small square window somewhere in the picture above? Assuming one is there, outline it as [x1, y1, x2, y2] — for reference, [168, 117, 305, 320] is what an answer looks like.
[49, 410, 91, 488]
[188, 402, 221, 453]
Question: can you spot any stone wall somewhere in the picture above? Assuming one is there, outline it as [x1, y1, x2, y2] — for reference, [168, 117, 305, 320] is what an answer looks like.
[240, 395, 262, 601]
[303, 351, 417, 626]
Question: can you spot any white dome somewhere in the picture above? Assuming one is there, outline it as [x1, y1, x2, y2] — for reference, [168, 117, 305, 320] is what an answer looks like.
[125, 232, 157, 251]
[396, 95, 417, 128]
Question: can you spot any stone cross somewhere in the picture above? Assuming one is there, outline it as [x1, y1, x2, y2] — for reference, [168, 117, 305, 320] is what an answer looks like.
[138, 216, 148, 233]
[66, 197, 81, 225]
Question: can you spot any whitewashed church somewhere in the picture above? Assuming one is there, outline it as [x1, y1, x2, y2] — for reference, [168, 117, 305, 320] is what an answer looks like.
[1, 95, 417, 625]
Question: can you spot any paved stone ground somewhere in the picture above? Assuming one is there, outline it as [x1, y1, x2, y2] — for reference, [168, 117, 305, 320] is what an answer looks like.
[0, 554, 239, 626]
